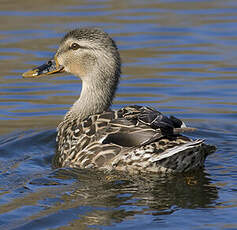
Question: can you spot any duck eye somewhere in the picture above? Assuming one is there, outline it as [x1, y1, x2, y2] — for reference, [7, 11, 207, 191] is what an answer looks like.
[70, 43, 80, 50]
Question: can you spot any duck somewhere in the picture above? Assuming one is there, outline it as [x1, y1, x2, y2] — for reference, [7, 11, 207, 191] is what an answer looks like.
[23, 27, 216, 173]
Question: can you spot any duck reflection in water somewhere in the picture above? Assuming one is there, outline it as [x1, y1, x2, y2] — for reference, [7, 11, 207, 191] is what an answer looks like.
[24, 168, 218, 228]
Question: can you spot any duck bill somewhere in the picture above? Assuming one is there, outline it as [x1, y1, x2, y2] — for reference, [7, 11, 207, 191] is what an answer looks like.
[22, 57, 64, 78]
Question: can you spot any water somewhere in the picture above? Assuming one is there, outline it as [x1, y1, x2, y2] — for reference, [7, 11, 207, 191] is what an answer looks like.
[0, 0, 237, 229]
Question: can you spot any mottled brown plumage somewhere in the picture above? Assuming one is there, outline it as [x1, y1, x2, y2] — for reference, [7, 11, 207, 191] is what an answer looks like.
[54, 104, 215, 173]
[23, 27, 216, 173]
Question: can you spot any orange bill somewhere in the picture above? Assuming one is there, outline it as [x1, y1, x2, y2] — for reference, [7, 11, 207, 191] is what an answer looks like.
[22, 57, 64, 78]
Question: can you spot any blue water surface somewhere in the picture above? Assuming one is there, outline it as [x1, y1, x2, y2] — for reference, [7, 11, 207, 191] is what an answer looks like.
[0, 0, 237, 229]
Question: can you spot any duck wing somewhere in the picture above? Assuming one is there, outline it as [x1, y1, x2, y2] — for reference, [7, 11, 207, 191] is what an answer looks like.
[101, 105, 189, 147]
[119, 105, 196, 134]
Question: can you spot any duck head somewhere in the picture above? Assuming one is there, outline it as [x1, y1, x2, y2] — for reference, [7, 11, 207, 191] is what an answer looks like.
[23, 27, 121, 82]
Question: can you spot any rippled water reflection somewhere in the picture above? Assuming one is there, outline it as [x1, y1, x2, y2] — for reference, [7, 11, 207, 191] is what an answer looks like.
[0, 0, 237, 229]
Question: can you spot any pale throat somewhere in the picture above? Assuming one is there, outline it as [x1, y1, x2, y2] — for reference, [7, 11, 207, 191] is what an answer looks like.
[65, 73, 116, 121]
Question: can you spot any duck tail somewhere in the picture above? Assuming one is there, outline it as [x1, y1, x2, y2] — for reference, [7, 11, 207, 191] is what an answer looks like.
[152, 140, 216, 173]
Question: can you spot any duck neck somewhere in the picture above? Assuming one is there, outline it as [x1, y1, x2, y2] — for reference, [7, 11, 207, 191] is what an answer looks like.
[65, 71, 119, 121]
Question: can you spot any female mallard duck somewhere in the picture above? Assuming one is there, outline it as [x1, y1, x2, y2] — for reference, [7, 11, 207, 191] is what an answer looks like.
[23, 27, 216, 173]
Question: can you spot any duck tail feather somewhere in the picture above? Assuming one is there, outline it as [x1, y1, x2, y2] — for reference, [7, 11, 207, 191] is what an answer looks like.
[152, 140, 216, 172]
